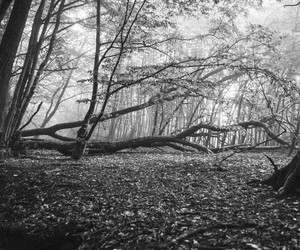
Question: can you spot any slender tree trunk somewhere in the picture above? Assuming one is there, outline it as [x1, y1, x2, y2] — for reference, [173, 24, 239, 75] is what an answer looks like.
[13, 0, 65, 133]
[288, 119, 300, 156]
[151, 105, 159, 135]
[0, 0, 32, 145]
[72, 0, 147, 159]
[40, 43, 87, 129]
[71, 0, 101, 160]
[107, 94, 119, 141]
[159, 97, 187, 135]
[4, 0, 48, 141]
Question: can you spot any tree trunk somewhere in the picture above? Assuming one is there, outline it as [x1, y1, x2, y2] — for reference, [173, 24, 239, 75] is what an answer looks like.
[12, 0, 64, 134]
[262, 151, 300, 196]
[0, 0, 13, 23]
[71, 0, 101, 160]
[24, 135, 212, 156]
[0, 0, 32, 143]
[4, 0, 48, 141]
[288, 119, 300, 156]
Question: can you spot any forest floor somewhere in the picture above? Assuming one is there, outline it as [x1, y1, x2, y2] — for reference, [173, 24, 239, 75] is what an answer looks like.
[0, 149, 300, 250]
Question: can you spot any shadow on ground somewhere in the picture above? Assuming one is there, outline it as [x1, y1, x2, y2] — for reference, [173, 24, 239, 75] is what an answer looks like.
[0, 149, 299, 249]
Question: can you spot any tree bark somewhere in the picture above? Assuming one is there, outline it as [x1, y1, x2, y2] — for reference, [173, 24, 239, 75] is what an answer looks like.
[71, 0, 101, 160]
[262, 151, 300, 196]
[12, 0, 63, 134]
[0, 0, 13, 23]
[4, 0, 48, 141]
[24, 135, 211, 156]
[288, 119, 300, 157]
[0, 0, 32, 143]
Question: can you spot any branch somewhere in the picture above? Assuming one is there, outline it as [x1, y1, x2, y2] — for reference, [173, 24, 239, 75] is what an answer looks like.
[177, 121, 289, 147]
[284, 2, 300, 7]
[21, 90, 186, 138]
[19, 102, 43, 131]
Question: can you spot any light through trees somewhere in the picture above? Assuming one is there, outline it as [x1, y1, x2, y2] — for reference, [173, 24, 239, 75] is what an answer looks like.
[0, 0, 299, 159]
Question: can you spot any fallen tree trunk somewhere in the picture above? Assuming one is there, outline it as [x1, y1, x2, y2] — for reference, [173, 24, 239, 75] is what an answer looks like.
[24, 136, 212, 156]
[20, 96, 290, 149]
[16, 102, 291, 157]
[14, 116, 291, 157]
[262, 151, 300, 196]
[23, 138, 286, 157]
[89, 137, 212, 154]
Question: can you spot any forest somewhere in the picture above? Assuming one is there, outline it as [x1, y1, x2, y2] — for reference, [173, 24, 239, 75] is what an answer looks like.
[1, 0, 300, 249]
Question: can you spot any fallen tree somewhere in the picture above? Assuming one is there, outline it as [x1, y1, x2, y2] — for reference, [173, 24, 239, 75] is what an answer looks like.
[20, 93, 290, 150]
[12, 86, 291, 157]
[23, 135, 212, 156]
[21, 138, 288, 156]
[17, 120, 290, 156]
[262, 152, 300, 196]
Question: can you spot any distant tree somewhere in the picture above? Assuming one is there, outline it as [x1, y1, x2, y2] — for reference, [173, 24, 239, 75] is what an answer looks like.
[0, 0, 296, 162]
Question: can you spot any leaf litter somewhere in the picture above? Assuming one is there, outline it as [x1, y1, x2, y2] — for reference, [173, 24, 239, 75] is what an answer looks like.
[0, 149, 300, 249]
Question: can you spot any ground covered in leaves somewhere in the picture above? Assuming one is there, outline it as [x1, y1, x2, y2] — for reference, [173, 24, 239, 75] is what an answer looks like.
[1, 149, 300, 250]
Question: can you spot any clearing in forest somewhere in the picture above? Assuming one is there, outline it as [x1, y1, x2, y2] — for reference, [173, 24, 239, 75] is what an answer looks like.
[0, 150, 300, 249]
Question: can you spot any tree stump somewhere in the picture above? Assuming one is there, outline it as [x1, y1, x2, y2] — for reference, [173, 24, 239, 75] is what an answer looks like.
[262, 151, 300, 196]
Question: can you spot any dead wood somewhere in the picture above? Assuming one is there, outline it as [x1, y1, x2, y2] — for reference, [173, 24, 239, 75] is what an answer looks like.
[23, 136, 212, 156]
[21, 136, 287, 157]
[15, 117, 290, 157]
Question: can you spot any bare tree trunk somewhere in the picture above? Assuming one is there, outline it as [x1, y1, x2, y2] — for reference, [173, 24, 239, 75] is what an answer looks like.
[72, 0, 147, 159]
[107, 94, 119, 141]
[159, 97, 186, 135]
[6, 0, 64, 139]
[151, 105, 159, 135]
[72, 0, 101, 160]
[288, 119, 300, 157]
[0, 0, 32, 147]
[40, 42, 87, 129]
[262, 151, 300, 196]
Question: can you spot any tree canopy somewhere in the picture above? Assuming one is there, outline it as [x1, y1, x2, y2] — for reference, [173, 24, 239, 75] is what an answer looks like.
[0, 0, 299, 159]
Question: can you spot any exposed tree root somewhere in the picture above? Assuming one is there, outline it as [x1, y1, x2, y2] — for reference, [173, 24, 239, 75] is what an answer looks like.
[262, 151, 300, 196]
